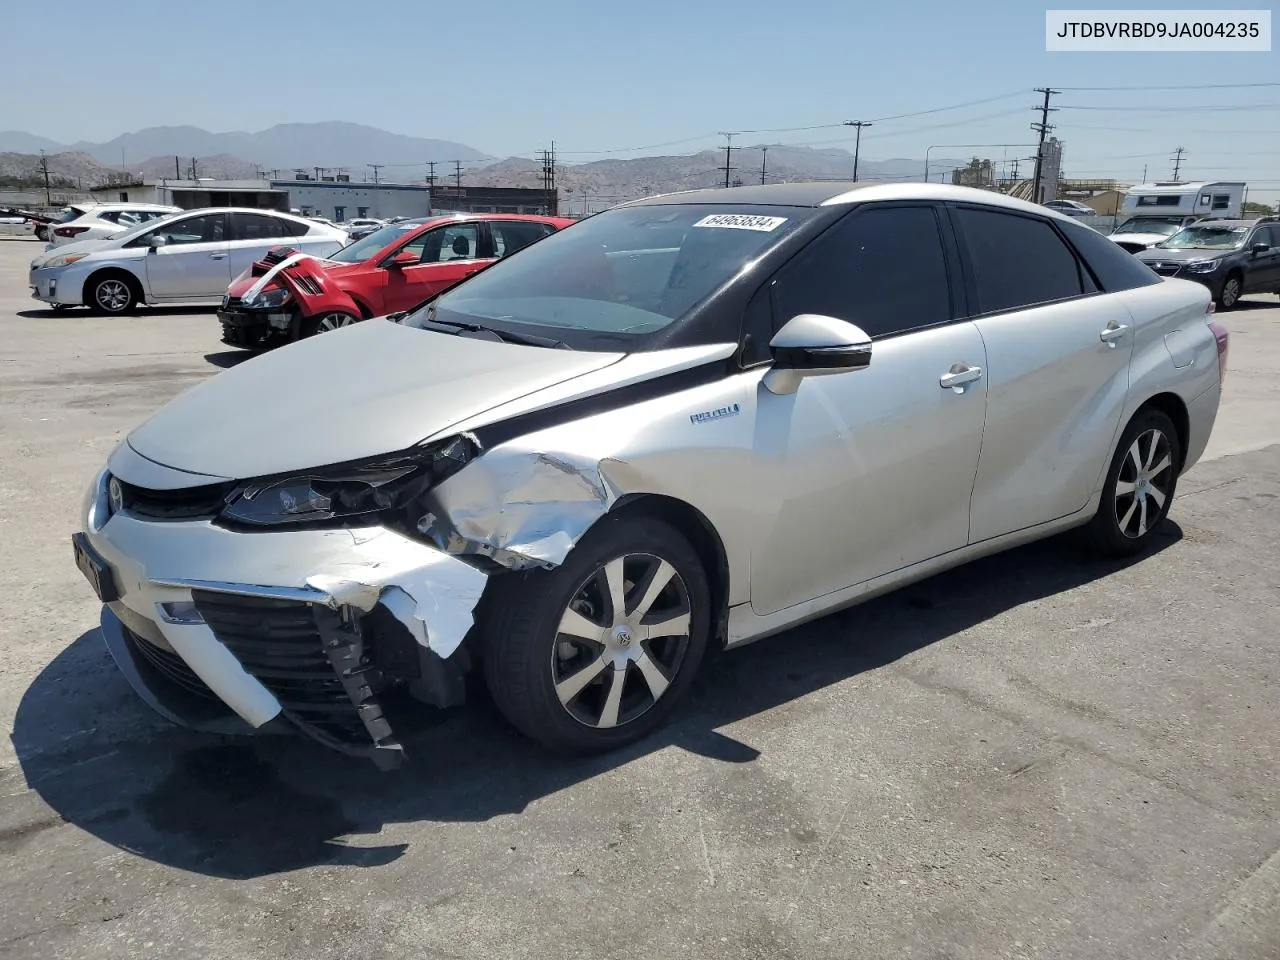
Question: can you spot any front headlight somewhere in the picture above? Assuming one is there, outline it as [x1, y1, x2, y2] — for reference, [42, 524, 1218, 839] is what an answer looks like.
[219, 436, 478, 527]
[1184, 260, 1220, 274]
[247, 285, 291, 308]
[45, 252, 89, 269]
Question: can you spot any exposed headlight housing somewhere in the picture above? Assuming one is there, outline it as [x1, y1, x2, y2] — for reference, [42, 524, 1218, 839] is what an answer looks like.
[45, 252, 89, 269]
[219, 436, 478, 527]
[247, 285, 291, 308]
[1184, 260, 1220, 273]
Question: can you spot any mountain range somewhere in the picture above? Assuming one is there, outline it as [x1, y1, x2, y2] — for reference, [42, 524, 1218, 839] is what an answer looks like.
[0, 122, 488, 173]
[0, 123, 966, 208]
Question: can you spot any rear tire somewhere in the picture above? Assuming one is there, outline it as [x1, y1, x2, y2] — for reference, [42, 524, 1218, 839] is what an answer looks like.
[1081, 409, 1182, 557]
[481, 515, 711, 755]
[87, 271, 139, 315]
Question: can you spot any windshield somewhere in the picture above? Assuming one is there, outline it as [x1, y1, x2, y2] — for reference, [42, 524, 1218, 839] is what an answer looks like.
[1114, 217, 1183, 237]
[328, 223, 417, 263]
[406, 204, 810, 350]
[1156, 225, 1248, 250]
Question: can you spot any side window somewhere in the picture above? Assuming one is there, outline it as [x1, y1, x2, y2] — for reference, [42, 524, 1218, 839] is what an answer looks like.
[770, 205, 952, 338]
[280, 217, 310, 237]
[1211, 194, 1231, 211]
[420, 223, 481, 263]
[230, 213, 290, 241]
[97, 211, 123, 224]
[1060, 221, 1161, 292]
[144, 213, 226, 246]
[1261, 225, 1280, 248]
[953, 208, 1084, 313]
[491, 221, 556, 258]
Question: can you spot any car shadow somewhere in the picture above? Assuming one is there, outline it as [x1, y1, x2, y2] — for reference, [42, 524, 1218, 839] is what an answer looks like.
[203, 350, 259, 369]
[12, 523, 1182, 879]
[1233, 297, 1279, 311]
[16, 306, 215, 320]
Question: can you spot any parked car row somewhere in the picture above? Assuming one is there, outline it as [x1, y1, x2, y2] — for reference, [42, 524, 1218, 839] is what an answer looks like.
[71, 181, 1228, 766]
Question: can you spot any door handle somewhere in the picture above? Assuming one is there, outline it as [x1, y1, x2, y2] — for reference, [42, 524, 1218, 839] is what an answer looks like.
[1099, 322, 1129, 346]
[209, 253, 228, 260]
[939, 364, 983, 392]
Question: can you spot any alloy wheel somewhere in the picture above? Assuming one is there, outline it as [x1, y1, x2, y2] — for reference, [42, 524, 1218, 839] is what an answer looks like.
[1114, 427, 1173, 539]
[96, 280, 131, 312]
[1221, 277, 1241, 309]
[316, 312, 356, 333]
[551, 553, 692, 729]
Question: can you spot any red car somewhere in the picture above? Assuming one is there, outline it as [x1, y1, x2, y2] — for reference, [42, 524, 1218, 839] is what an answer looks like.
[217, 213, 574, 347]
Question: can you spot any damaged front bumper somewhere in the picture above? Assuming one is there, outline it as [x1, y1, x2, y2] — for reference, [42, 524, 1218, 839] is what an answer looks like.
[76, 469, 489, 768]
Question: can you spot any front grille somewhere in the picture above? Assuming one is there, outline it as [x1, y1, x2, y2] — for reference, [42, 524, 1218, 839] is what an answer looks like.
[191, 592, 397, 757]
[116, 477, 236, 520]
[127, 628, 218, 699]
[1117, 242, 1148, 254]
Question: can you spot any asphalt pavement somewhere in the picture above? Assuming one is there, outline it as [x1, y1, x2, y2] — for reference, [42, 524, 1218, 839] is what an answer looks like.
[1, 236, 1277, 960]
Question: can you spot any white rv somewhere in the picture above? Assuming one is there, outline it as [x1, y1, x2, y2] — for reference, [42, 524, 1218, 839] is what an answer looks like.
[1110, 181, 1247, 253]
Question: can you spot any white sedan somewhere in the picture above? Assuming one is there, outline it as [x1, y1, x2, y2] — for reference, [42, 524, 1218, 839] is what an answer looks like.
[46, 202, 181, 248]
[29, 208, 349, 314]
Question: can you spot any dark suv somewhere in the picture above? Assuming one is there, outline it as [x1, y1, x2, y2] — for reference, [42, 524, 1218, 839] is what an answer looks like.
[1136, 217, 1280, 310]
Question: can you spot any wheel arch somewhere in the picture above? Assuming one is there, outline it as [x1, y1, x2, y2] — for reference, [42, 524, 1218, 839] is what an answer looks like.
[609, 493, 732, 649]
[84, 266, 144, 307]
[1132, 391, 1190, 470]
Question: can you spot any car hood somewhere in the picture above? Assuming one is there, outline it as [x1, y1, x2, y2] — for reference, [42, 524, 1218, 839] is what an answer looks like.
[1137, 247, 1231, 264]
[1109, 232, 1168, 248]
[29, 236, 118, 267]
[226, 251, 361, 297]
[127, 319, 625, 479]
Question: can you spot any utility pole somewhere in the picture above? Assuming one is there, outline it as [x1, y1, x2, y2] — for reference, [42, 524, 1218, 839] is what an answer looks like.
[1142, 163, 1148, 183]
[174, 156, 181, 179]
[38, 150, 51, 205]
[718, 132, 737, 188]
[453, 160, 463, 190]
[843, 121, 872, 181]
[1030, 87, 1059, 204]
[1171, 146, 1186, 180]
[190, 157, 198, 180]
[368, 163, 383, 184]
[425, 161, 437, 187]
[759, 144, 769, 185]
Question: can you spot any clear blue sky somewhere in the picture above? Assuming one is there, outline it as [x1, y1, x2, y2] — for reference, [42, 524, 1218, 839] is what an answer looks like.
[4, 0, 1278, 197]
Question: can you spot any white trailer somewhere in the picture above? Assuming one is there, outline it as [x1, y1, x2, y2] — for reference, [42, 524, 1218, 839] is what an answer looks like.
[1110, 181, 1247, 252]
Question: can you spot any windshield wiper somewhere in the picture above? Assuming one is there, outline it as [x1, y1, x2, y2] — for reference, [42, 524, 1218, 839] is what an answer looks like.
[417, 316, 572, 350]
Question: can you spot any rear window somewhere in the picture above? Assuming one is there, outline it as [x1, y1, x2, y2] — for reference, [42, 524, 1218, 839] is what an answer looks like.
[1060, 221, 1161, 292]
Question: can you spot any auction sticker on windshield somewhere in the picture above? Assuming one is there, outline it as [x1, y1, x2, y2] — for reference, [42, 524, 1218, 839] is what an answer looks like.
[693, 214, 788, 232]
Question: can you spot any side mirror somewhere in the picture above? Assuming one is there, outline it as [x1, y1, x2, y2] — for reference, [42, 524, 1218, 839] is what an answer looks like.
[763, 314, 872, 396]
[1251, 242, 1269, 256]
[385, 250, 418, 269]
[147, 234, 167, 249]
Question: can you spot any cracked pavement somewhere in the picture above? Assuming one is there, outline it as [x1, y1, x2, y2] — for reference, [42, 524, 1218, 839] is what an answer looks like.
[1, 237, 1277, 959]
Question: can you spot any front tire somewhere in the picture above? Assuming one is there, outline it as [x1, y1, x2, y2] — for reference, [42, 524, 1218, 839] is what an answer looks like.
[481, 515, 711, 754]
[1082, 409, 1182, 557]
[88, 272, 139, 315]
[302, 311, 359, 338]
[1215, 271, 1242, 311]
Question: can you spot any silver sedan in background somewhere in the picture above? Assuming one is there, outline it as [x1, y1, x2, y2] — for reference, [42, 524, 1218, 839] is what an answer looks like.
[73, 182, 1226, 767]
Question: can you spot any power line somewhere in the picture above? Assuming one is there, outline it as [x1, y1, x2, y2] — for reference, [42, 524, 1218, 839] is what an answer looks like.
[1060, 103, 1280, 112]
[1054, 81, 1280, 91]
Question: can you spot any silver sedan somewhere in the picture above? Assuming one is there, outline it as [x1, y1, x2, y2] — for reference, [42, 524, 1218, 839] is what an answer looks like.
[73, 182, 1227, 767]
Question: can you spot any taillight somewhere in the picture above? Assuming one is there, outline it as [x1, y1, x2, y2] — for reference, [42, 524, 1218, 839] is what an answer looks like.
[1207, 317, 1229, 385]
[54, 225, 90, 237]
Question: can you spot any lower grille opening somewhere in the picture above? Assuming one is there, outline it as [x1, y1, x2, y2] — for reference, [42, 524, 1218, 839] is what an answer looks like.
[191, 591, 401, 764]
[128, 629, 218, 699]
